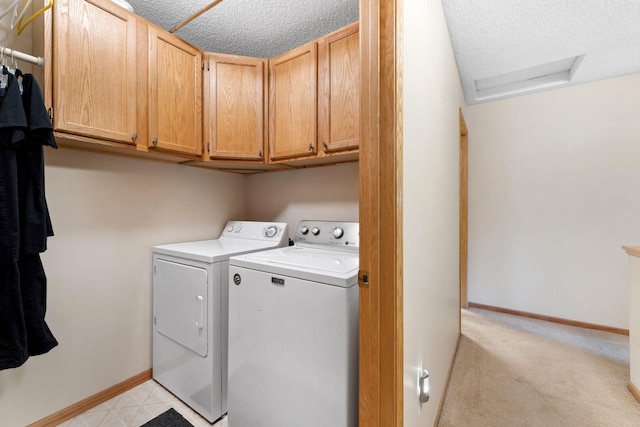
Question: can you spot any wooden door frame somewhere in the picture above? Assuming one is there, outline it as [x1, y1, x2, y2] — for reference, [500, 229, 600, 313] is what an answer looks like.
[459, 108, 468, 310]
[359, 0, 403, 426]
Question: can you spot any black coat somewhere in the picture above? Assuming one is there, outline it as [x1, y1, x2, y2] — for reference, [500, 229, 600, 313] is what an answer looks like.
[0, 72, 58, 370]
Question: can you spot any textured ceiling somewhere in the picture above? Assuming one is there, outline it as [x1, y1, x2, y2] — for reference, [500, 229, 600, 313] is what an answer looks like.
[442, 0, 640, 104]
[125, 0, 359, 59]
[122, 1, 640, 104]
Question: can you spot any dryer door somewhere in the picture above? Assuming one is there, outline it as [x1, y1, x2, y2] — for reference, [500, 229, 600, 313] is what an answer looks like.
[154, 259, 208, 357]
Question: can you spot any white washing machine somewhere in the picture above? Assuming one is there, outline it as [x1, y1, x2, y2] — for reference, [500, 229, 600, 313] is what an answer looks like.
[227, 220, 359, 427]
[152, 221, 288, 423]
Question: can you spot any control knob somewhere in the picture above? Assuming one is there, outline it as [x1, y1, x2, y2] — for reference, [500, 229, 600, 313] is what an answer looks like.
[226, 225, 234, 232]
[300, 226, 309, 235]
[311, 227, 320, 236]
[333, 228, 344, 239]
[265, 226, 278, 238]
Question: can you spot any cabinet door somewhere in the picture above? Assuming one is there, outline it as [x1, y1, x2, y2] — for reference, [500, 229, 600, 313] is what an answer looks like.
[204, 53, 267, 161]
[268, 42, 317, 161]
[148, 27, 202, 156]
[53, 0, 137, 144]
[318, 22, 359, 154]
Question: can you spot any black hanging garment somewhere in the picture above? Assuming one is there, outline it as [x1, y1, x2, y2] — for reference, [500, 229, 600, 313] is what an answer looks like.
[0, 72, 58, 370]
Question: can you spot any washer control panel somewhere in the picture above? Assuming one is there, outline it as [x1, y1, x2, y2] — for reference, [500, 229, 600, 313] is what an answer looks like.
[293, 220, 359, 250]
[220, 221, 288, 242]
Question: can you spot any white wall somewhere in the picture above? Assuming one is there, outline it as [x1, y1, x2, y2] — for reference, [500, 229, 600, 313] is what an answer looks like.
[403, 0, 465, 425]
[244, 163, 359, 232]
[466, 73, 640, 329]
[0, 149, 245, 427]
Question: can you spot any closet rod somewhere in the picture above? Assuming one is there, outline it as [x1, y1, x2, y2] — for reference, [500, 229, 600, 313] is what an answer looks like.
[1, 47, 45, 68]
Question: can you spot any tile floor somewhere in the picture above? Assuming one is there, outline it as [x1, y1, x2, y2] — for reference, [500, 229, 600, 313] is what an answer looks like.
[57, 380, 227, 427]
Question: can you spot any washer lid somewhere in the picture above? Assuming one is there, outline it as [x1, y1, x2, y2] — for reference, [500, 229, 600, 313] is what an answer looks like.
[153, 238, 282, 263]
[229, 246, 359, 287]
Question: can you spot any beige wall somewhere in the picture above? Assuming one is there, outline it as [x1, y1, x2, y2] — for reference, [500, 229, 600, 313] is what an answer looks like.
[0, 8, 33, 75]
[1, 146, 357, 425]
[402, 0, 465, 424]
[1, 149, 245, 427]
[466, 73, 640, 329]
[244, 163, 359, 232]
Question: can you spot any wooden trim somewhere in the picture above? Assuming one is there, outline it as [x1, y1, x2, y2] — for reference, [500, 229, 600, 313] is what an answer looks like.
[459, 108, 468, 311]
[623, 246, 640, 258]
[28, 370, 152, 427]
[628, 381, 640, 404]
[359, 0, 403, 426]
[468, 302, 629, 336]
[169, 0, 224, 33]
[459, 107, 468, 136]
[433, 334, 462, 426]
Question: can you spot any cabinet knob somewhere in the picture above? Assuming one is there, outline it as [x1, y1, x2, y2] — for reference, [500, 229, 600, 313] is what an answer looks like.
[132, 133, 138, 142]
[152, 137, 158, 147]
[258, 149, 263, 157]
[322, 140, 328, 150]
[308, 143, 313, 151]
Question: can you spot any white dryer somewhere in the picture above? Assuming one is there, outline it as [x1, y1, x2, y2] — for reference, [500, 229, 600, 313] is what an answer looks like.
[152, 221, 288, 423]
[227, 220, 359, 427]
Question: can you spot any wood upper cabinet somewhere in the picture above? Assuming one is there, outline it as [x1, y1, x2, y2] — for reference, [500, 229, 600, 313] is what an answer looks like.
[268, 41, 318, 161]
[318, 22, 359, 154]
[147, 27, 203, 156]
[52, 0, 137, 145]
[204, 53, 267, 161]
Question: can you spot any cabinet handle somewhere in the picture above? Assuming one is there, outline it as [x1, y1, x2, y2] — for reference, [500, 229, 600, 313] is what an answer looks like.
[132, 133, 138, 143]
[152, 137, 158, 147]
[322, 140, 328, 150]
[308, 143, 313, 152]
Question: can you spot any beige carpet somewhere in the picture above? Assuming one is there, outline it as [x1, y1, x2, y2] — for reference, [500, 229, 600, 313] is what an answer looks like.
[438, 308, 640, 427]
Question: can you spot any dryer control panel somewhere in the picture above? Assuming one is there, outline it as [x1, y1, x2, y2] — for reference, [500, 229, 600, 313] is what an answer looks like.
[294, 220, 359, 251]
[220, 221, 288, 242]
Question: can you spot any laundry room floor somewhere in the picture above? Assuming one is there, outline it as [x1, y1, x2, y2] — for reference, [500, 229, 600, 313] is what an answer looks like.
[57, 380, 227, 427]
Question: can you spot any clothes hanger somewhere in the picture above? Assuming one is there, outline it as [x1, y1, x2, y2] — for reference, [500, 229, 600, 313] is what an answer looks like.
[15, 0, 53, 35]
[10, 0, 31, 30]
[0, 47, 8, 90]
[0, 0, 21, 21]
[11, 51, 24, 93]
[12, 51, 23, 79]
